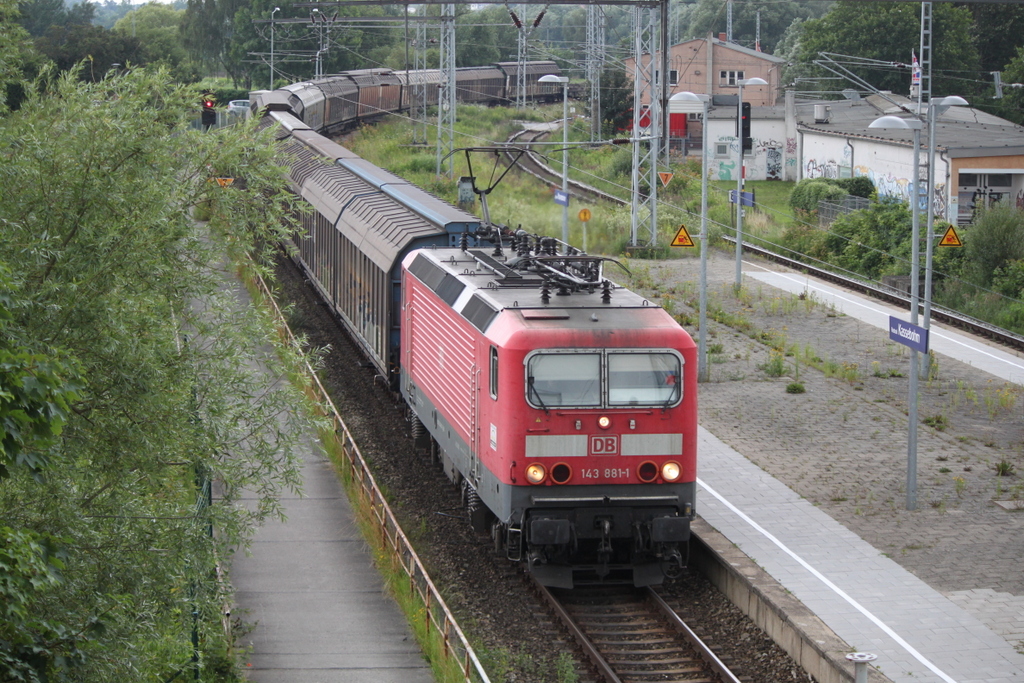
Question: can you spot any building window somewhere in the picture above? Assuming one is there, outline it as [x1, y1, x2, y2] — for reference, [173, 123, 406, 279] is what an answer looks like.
[720, 70, 744, 86]
[989, 173, 1012, 187]
[687, 112, 702, 122]
[715, 142, 730, 158]
[655, 70, 679, 86]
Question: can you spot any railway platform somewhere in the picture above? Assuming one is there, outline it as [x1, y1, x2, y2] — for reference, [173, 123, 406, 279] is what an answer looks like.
[684, 254, 1024, 683]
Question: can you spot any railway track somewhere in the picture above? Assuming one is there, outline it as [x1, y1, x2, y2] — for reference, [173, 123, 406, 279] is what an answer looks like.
[532, 581, 743, 683]
[726, 236, 1024, 353]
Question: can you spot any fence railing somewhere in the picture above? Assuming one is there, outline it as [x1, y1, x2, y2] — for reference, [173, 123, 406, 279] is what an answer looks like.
[250, 267, 492, 683]
[818, 195, 871, 226]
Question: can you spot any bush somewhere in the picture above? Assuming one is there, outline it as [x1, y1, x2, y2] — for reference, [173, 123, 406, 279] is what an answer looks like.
[965, 204, 1024, 287]
[788, 179, 846, 215]
[833, 176, 875, 199]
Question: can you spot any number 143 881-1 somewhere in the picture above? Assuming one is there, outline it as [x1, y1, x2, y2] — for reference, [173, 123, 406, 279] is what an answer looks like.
[581, 468, 630, 480]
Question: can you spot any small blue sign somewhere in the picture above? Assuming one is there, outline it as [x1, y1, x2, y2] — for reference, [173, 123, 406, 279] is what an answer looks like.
[889, 316, 929, 353]
[729, 190, 755, 207]
[554, 189, 570, 207]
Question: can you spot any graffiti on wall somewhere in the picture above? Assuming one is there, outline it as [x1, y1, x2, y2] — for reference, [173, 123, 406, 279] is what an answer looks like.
[805, 158, 841, 179]
[766, 147, 782, 180]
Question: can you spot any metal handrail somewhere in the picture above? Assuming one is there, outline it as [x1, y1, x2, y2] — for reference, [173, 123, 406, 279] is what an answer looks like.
[251, 268, 492, 683]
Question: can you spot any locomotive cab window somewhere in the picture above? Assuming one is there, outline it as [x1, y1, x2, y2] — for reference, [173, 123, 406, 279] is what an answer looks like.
[525, 350, 682, 409]
[526, 353, 601, 408]
[490, 346, 499, 400]
[608, 352, 681, 406]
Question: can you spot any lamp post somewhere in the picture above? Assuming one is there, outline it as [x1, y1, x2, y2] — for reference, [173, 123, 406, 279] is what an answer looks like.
[540, 74, 570, 249]
[869, 114, 924, 511]
[922, 96, 969, 346]
[734, 77, 766, 292]
[671, 91, 710, 382]
[270, 6, 280, 90]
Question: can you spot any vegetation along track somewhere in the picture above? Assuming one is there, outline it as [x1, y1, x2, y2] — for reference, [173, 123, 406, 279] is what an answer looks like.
[534, 582, 743, 683]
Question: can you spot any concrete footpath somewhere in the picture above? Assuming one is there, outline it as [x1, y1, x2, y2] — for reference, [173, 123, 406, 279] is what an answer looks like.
[220, 271, 433, 682]
[230, 440, 434, 682]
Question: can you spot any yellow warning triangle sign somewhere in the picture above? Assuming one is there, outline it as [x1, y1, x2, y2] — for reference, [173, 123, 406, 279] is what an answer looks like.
[671, 224, 695, 247]
[658, 172, 674, 187]
[939, 225, 962, 247]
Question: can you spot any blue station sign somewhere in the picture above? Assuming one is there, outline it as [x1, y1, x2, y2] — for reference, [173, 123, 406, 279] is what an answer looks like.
[728, 189, 755, 207]
[554, 189, 570, 207]
[889, 316, 929, 354]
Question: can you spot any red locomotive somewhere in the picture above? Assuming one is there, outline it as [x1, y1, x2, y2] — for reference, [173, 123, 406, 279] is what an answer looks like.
[401, 236, 696, 588]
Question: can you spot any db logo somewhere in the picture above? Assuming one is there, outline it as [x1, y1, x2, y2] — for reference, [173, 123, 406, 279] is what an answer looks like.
[590, 435, 619, 456]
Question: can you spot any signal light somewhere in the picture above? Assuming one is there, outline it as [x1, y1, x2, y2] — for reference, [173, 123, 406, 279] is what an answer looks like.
[739, 101, 751, 151]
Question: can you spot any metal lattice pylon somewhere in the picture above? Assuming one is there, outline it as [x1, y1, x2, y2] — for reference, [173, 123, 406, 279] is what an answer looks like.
[586, 4, 605, 141]
[436, 3, 456, 177]
[516, 4, 528, 108]
[411, 8, 428, 146]
[630, 5, 660, 247]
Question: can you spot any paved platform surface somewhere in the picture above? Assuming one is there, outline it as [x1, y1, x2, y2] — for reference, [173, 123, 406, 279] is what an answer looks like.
[231, 443, 433, 682]
[220, 273, 433, 683]
[682, 254, 1024, 683]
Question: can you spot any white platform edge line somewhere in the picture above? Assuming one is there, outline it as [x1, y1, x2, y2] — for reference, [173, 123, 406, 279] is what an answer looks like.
[697, 475, 958, 683]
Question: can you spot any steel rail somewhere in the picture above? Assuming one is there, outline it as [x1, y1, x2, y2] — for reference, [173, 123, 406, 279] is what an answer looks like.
[726, 236, 1024, 353]
[533, 577, 745, 683]
[647, 588, 743, 683]
[530, 579, 623, 683]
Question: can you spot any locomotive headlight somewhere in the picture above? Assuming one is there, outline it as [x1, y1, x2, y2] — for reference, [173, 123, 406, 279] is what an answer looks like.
[597, 416, 611, 429]
[661, 461, 681, 482]
[525, 463, 547, 485]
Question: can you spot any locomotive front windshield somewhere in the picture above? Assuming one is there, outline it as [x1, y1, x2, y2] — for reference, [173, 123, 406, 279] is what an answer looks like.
[526, 350, 681, 408]
[527, 353, 601, 407]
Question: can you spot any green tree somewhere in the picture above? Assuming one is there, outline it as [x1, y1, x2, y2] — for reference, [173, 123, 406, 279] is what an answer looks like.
[16, 0, 94, 37]
[34, 23, 142, 79]
[0, 64, 311, 680]
[793, 1, 979, 98]
[600, 64, 632, 135]
[113, 3, 189, 77]
[680, 0, 810, 53]
[968, 4, 1024, 73]
[1, 0, 33, 112]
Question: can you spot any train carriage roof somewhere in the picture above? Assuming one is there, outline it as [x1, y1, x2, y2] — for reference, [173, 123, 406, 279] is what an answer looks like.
[337, 158, 478, 234]
[280, 134, 479, 273]
[316, 76, 359, 98]
[342, 69, 402, 87]
[404, 248, 666, 336]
